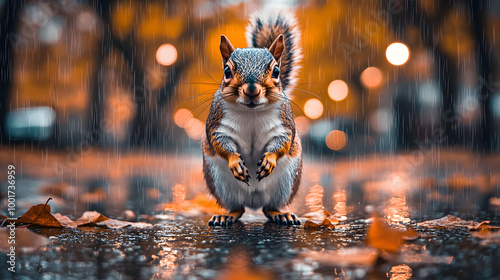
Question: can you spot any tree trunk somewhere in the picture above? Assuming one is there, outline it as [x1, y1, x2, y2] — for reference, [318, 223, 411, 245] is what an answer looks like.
[0, 0, 23, 144]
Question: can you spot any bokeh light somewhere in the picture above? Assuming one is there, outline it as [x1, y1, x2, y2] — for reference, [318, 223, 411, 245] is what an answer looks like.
[328, 80, 349, 101]
[294, 116, 310, 135]
[360, 67, 383, 88]
[156, 43, 178, 66]
[184, 118, 205, 140]
[304, 98, 324, 119]
[325, 130, 347, 151]
[369, 108, 392, 134]
[174, 109, 193, 128]
[386, 42, 410, 66]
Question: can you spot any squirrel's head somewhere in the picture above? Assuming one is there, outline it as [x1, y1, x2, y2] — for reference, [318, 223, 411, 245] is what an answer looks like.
[219, 34, 284, 109]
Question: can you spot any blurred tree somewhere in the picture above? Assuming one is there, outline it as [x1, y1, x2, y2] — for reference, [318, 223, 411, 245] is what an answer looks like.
[389, 0, 496, 151]
[469, 0, 494, 152]
[0, 0, 23, 144]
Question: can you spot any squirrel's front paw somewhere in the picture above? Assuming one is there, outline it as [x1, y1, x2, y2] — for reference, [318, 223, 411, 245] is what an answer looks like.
[228, 153, 250, 185]
[256, 152, 277, 181]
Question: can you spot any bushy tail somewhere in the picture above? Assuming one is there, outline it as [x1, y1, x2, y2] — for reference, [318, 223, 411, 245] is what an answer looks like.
[246, 11, 302, 92]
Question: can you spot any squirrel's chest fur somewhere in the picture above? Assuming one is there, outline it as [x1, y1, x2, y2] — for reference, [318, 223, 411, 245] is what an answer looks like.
[220, 102, 286, 159]
[204, 100, 300, 210]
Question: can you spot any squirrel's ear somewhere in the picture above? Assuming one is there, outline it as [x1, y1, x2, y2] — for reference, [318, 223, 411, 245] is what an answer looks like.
[220, 35, 235, 66]
[269, 34, 284, 63]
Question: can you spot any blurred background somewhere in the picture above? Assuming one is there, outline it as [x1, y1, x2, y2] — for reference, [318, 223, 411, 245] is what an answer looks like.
[1, 0, 499, 220]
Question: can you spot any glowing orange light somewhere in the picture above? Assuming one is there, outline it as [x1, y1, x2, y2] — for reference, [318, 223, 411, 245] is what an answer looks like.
[360, 67, 383, 88]
[156, 43, 178, 66]
[174, 109, 193, 128]
[386, 42, 410, 66]
[294, 116, 310, 135]
[328, 80, 349, 101]
[325, 130, 347, 151]
[304, 98, 323, 119]
[333, 190, 347, 218]
[305, 184, 324, 212]
[184, 118, 205, 140]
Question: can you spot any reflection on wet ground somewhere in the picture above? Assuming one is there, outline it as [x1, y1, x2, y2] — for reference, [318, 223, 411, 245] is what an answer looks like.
[2, 214, 499, 279]
[0, 148, 500, 279]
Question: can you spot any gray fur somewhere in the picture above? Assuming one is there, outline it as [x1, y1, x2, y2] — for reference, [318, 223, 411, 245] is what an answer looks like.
[230, 48, 273, 84]
[246, 10, 303, 91]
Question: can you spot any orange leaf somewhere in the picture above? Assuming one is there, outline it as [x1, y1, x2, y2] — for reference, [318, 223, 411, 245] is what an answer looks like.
[402, 227, 420, 240]
[53, 213, 78, 228]
[304, 220, 321, 228]
[16, 198, 62, 227]
[366, 215, 406, 252]
[304, 218, 336, 230]
[417, 215, 491, 230]
[74, 211, 109, 226]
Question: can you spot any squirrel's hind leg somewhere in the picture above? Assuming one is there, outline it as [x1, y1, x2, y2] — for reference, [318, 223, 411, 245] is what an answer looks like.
[208, 206, 245, 226]
[263, 206, 301, 225]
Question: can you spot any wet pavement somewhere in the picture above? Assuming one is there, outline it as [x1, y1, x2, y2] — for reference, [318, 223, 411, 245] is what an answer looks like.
[1, 148, 500, 279]
[1, 213, 500, 279]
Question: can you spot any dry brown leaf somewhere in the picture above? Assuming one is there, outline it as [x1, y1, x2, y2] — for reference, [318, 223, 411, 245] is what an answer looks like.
[304, 220, 321, 228]
[97, 219, 153, 229]
[74, 211, 109, 226]
[16, 199, 62, 227]
[472, 228, 500, 239]
[417, 215, 490, 230]
[366, 215, 409, 252]
[15, 199, 152, 229]
[53, 213, 78, 228]
[304, 218, 336, 229]
[472, 228, 500, 245]
[402, 228, 420, 240]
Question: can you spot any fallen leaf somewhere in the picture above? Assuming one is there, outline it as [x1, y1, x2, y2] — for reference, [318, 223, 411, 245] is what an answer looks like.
[53, 213, 78, 228]
[16, 198, 62, 227]
[417, 215, 490, 230]
[304, 218, 337, 229]
[402, 228, 420, 240]
[74, 211, 109, 226]
[472, 228, 500, 245]
[14, 199, 153, 229]
[366, 215, 411, 252]
[97, 219, 153, 229]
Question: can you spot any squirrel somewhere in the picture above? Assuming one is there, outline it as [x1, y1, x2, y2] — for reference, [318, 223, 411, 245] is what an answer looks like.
[202, 11, 303, 226]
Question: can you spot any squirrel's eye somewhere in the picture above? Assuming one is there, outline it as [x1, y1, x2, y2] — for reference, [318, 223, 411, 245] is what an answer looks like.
[272, 65, 280, 79]
[224, 66, 232, 79]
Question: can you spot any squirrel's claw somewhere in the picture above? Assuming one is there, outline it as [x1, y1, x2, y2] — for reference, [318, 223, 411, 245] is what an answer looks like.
[208, 214, 235, 226]
[271, 213, 300, 225]
[256, 152, 277, 181]
[228, 153, 250, 185]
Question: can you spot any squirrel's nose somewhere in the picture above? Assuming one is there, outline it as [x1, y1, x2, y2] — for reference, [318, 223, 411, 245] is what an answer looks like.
[242, 83, 262, 99]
